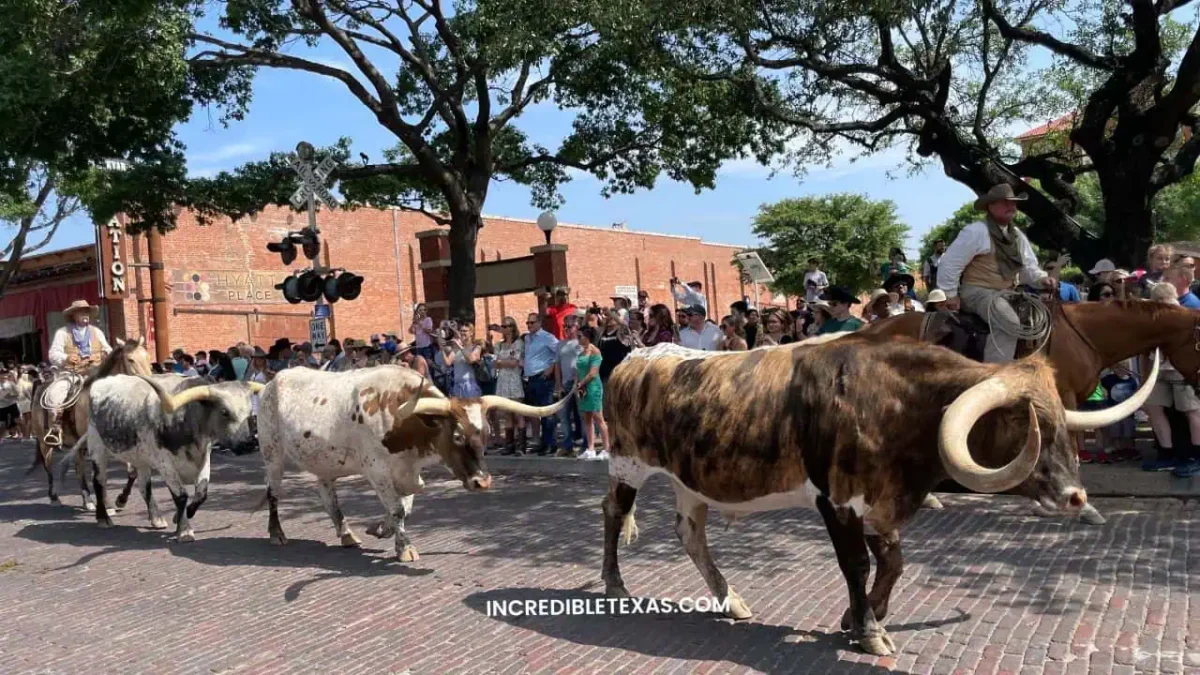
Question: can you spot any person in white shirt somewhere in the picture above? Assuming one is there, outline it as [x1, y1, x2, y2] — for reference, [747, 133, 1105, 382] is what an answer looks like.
[677, 305, 723, 351]
[937, 183, 1054, 363]
[803, 258, 829, 303]
[47, 300, 112, 372]
[670, 278, 707, 311]
[883, 273, 924, 315]
[922, 239, 946, 290]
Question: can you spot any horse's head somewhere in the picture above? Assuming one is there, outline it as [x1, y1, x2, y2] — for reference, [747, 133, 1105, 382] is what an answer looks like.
[111, 336, 154, 377]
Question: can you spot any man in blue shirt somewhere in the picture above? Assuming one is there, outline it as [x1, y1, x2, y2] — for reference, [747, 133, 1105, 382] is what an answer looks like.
[1040, 257, 1081, 302]
[1166, 256, 1200, 308]
[523, 313, 560, 454]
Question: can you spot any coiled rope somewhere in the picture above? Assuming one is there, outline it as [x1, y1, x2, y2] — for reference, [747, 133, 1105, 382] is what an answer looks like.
[38, 372, 84, 413]
[986, 290, 1053, 356]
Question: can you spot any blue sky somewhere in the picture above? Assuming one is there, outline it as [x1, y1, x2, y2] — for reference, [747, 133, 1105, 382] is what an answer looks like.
[41, 39, 979, 258]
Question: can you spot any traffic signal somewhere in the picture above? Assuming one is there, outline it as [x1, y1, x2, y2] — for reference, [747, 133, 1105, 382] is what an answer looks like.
[336, 272, 363, 300]
[275, 275, 302, 304]
[297, 227, 320, 260]
[266, 237, 298, 265]
[297, 270, 324, 302]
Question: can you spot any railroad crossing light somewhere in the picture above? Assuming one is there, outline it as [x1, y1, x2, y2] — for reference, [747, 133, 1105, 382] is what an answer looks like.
[275, 276, 303, 304]
[298, 227, 320, 260]
[267, 237, 298, 265]
[297, 270, 325, 302]
[336, 272, 364, 301]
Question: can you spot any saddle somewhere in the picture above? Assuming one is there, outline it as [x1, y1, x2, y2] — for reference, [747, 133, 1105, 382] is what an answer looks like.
[919, 298, 1053, 363]
[920, 311, 990, 362]
[39, 370, 87, 446]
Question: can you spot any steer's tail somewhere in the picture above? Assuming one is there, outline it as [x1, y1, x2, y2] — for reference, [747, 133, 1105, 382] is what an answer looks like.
[621, 504, 639, 545]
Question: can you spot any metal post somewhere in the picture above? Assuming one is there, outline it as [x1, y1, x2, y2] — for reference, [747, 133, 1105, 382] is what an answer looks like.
[322, 244, 337, 339]
[147, 228, 170, 363]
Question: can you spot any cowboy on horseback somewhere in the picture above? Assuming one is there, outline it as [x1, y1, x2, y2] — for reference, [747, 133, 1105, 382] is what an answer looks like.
[937, 183, 1057, 363]
[43, 300, 111, 445]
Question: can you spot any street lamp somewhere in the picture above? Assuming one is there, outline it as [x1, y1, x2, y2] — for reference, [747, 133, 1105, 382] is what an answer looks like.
[536, 210, 557, 246]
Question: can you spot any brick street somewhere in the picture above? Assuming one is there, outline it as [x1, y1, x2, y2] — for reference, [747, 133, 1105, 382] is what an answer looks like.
[0, 442, 1196, 675]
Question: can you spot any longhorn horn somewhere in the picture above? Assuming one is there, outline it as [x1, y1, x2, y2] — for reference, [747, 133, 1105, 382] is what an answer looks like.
[247, 382, 266, 394]
[1064, 350, 1160, 430]
[394, 377, 452, 419]
[938, 378, 1041, 494]
[138, 376, 215, 414]
[480, 390, 574, 418]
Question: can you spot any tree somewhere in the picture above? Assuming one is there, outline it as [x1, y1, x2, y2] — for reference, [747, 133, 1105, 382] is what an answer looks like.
[656, 0, 1200, 268]
[178, 0, 782, 322]
[0, 0, 192, 299]
[752, 194, 908, 296]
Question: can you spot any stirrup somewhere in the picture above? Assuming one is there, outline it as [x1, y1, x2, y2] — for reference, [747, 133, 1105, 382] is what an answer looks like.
[43, 426, 63, 447]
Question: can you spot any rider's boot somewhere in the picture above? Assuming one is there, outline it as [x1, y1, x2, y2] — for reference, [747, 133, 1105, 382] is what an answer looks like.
[44, 412, 63, 447]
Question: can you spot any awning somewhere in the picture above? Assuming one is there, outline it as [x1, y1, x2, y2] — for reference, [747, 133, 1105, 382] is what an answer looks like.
[0, 316, 34, 339]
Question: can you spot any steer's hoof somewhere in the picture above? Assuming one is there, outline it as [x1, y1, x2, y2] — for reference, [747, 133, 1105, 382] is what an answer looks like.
[177, 530, 196, 544]
[269, 533, 288, 546]
[96, 518, 114, 529]
[1079, 504, 1106, 525]
[340, 532, 362, 548]
[83, 500, 96, 513]
[397, 545, 420, 562]
[605, 584, 631, 599]
[724, 587, 752, 620]
[922, 494, 944, 510]
[858, 630, 896, 657]
[114, 496, 129, 510]
[49, 496, 61, 505]
[149, 517, 169, 530]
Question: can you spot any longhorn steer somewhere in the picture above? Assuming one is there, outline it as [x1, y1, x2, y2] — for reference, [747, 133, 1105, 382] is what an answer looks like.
[256, 366, 569, 561]
[87, 374, 262, 542]
[601, 337, 1158, 656]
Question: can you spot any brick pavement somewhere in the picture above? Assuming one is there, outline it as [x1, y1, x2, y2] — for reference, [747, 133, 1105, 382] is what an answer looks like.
[0, 441, 1196, 675]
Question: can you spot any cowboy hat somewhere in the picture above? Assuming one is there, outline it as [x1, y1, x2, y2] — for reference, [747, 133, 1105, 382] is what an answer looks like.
[926, 289, 948, 304]
[812, 300, 833, 315]
[883, 273, 916, 291]
[822, 286, 861, 305]
[973, 183, 1028, 211]
[1089, 258, 1117, 275]
[62, 300, 99, 319]
[869, 288, 890, 305]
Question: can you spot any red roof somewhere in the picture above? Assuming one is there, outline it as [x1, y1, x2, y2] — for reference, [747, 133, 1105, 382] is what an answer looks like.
[1016, 113, 1078, 141]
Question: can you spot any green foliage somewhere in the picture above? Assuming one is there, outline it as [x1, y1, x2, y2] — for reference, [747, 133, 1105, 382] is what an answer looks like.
[177, 0, 785, 223]
[752, 194, 909, 296]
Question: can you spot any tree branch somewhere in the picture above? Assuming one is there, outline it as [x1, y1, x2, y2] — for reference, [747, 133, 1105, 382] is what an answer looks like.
[980, 0, 1114, 69]
[1151, 121, 1200, 190]
[0, 171, 56, 299]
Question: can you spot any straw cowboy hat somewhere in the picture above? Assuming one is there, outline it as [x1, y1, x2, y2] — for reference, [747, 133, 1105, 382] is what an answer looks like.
[926, 289, 948, 304]
[62, 300, 99, 319]
[973, 183, 1028, 211]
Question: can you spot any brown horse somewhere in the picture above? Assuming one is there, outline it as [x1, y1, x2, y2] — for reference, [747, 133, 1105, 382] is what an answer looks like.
[28, 337, 154, 509]
[860, 300, 1198, 522]
[860, 300, 1200, 407]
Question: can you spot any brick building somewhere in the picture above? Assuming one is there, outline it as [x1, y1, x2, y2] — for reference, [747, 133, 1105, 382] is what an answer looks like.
[0, 245, 108, 363]
[75, 206, 773, 356]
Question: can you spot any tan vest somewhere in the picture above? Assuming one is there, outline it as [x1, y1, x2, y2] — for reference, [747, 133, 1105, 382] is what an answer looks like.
[62, 327, 105, 372]
[961, 226, 1020, 291]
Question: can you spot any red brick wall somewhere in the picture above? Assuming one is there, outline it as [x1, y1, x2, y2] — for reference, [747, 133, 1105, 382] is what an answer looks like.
[118, 207, 789, 354]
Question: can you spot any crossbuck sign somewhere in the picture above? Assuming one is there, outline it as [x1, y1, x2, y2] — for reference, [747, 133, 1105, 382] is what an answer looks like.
[288, 142, 340, 213]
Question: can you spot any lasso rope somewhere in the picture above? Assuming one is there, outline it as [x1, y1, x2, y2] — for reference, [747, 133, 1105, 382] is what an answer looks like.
[986, 290, 1053, 356]
[39, 371, 84, 413]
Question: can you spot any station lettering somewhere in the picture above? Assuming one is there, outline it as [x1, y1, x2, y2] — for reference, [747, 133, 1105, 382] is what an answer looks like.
[106, 219, 126, 295]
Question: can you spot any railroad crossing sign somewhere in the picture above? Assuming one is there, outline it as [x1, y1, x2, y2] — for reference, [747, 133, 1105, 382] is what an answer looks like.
[289, 149, 340, 211]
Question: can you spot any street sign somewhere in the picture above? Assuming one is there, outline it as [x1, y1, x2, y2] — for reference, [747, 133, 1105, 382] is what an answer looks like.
[613, 284, 638, 305]
[313, 303, 331, 319]
[309, 318, 328, 349]
[734, 251, 775, 283]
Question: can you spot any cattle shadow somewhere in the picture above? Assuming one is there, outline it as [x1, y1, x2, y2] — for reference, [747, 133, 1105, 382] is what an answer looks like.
[461, 587, 967, 674]
[13, 521, 433, 601]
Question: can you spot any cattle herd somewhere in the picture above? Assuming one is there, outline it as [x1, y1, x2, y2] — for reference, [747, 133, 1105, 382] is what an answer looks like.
[43, 330, 1158, 657]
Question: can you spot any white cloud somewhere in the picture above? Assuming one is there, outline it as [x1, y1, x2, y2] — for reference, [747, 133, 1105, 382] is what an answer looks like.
[190, 141, 267, 164]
